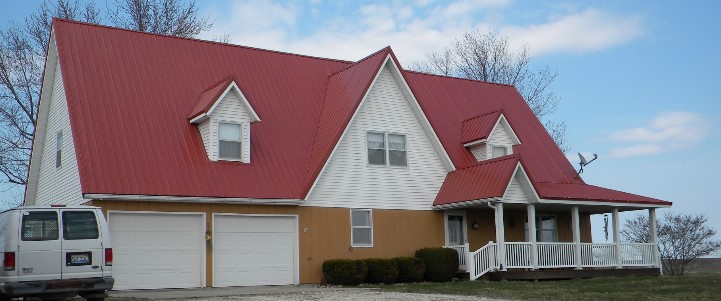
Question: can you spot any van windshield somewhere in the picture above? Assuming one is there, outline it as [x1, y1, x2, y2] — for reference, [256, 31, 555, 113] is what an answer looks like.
[62, 211, 99, 240]
[22, 211, 59, 241]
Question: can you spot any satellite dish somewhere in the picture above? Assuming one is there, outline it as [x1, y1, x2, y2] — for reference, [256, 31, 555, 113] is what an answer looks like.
[576, 153, 598, 175]
[578, 153, 588, 165]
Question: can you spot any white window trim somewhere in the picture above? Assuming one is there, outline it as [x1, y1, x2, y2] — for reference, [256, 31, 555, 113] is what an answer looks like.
[366, 131, 408, 167]
[217, 121, 243, 162]
[350, 209, 373, 247]
[524, 214, 558, 242]
[487, 143, 512, 159]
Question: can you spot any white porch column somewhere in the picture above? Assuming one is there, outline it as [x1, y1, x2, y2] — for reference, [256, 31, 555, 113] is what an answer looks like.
[613, 208, 622, 268]
[495, 202, 507, 270]
[527, 203, 538, 269]
[649, 208, 659, 268]
[572, 206, 582, 269]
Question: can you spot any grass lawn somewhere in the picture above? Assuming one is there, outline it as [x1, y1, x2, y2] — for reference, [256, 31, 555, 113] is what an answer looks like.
[371, 273, 721, 301]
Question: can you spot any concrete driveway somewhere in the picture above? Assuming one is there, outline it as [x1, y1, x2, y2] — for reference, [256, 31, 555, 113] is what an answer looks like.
[102, 285, 500, 301]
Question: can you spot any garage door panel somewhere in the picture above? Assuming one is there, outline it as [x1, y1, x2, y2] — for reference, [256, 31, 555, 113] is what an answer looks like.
[109, 212, 204, 290]
[213, 215, 297, 287]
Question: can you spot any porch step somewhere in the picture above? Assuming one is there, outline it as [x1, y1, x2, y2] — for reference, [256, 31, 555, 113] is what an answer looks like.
[486, 268, 661, 281]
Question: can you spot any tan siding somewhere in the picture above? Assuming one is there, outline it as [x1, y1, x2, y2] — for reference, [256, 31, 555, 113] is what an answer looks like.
[91, 201, 445, 285]
[307, 65, 448, 210]
[35, 62, 83, 205]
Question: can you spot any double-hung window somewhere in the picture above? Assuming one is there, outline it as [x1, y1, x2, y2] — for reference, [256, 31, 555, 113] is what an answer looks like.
[524, 214, 558, 242]
[367, 132, 407, 166]
[351, 209, 373, 247]
[218, 122, 242, 160]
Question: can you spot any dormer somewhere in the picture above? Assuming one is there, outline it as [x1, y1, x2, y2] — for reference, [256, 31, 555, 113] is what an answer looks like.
[462, 111, 520, 162]
[189, 78, 260, 163]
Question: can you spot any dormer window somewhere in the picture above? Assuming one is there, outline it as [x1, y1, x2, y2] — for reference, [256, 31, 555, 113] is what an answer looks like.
[189, 78, 260, 163]
[462, 111, 520, 162]
[218, 122, 242, 160]
[491, 145, 508, 158]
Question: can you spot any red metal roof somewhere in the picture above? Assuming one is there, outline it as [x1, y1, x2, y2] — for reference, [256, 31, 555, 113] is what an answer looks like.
[434, 155, 519, 206]
[461, 110, 501, 144]
[187, 77, 233, 121]
[534, 183, 667, 205]
[47, 19, 671, 207]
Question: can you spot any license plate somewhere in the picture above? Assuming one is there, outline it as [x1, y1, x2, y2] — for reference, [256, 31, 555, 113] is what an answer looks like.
[67, 252, 91, 266]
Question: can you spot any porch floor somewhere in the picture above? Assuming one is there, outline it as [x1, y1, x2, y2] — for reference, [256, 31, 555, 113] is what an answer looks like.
[485, 267, 660, 281]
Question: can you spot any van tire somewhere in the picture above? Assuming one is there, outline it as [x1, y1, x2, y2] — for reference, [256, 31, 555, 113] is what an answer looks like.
[0, 294, 9, 301]
[86, 298, 104, 301]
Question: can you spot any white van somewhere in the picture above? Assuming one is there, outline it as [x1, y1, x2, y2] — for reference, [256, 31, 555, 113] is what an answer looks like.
[0, 205, 113, 300]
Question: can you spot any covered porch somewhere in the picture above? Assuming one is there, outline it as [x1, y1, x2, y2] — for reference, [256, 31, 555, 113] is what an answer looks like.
[442, 201, 663, 280]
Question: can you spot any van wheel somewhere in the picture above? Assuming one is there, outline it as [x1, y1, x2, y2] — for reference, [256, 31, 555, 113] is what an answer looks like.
[0, 294, 9, 301]
[86, 298, 104, 301]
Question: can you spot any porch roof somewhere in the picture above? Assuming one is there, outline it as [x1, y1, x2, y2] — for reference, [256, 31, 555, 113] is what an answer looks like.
[434, 155, 518, 206]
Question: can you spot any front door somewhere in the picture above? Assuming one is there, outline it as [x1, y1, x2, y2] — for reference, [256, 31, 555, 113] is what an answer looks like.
[445, 212, 467, 246]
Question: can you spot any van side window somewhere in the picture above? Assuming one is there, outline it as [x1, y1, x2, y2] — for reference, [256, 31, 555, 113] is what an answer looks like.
[22, 211, 59, 241]
[62, 211, 99, 240]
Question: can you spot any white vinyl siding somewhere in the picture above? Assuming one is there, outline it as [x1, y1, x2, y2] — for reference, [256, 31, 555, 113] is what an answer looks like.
[469, 144, 487, 161]
[502, 167, 537, 204]
[503, 176, 527, 203]
[485, 123, 514, 159]
[350, 209, 373, 247]
[197, 90, 252, 162]
[35, 62, 83, 205]
[307, 64, 448, 210]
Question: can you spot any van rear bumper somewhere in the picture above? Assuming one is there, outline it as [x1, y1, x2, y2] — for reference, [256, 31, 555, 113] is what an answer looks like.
[0, 277, 114, 297]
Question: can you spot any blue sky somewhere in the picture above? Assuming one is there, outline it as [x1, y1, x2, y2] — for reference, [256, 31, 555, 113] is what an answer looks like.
[2, 0, 720, 244]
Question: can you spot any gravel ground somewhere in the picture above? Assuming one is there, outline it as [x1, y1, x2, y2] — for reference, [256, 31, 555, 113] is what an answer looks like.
[146, 291, 500, 301]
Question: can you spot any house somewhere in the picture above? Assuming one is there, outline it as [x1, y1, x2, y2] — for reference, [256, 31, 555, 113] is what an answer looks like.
[25, 19, 671, 289]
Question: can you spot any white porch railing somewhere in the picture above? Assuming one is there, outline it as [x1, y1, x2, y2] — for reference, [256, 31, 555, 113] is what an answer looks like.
[445, 244, 468, 270]
[448, 242, 658, 280]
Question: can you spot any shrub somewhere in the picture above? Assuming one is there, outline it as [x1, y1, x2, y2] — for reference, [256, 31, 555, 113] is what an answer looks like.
[393, 257, 426, 283]
[415, 247, 459, 282]
[322, 259, 367, 285]
[363, 258, 400, 284]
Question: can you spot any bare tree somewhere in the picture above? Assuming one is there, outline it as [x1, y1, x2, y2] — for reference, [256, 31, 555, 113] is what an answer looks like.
[413, 30, 568, 152]
[0, 0, 213, 204]
[108, 0, 211, 37]
[622, 212, 721, 275]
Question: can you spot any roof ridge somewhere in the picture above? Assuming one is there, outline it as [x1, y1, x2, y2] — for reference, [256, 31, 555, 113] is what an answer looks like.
[328, 46, 390, 77]
[53, 18, 353, 65]
[200, 77, 233, 94]
[403, 69, 515, 87]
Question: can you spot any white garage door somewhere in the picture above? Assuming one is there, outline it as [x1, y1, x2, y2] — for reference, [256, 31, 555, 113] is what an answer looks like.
[109, 212, 205, 290]
[213, 215, 297, 287]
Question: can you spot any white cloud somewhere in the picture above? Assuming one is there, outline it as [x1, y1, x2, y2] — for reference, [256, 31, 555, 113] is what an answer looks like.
[608, 112, 709, 158]
[501, 9, 644, 56]
[202, 1, 644, 63]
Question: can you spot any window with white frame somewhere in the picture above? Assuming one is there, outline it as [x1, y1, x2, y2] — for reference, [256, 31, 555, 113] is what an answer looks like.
[55, 131, 63, 168]
[218, 122, 242, 160]
[367, 132, 407, 166]
[491, 145, 508, 158]
[524, 214, 557, 242]
[351, 209, 373, 247]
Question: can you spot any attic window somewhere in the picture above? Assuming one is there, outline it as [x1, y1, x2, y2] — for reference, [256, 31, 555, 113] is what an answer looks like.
[56, 131, 63, 168]
[491, 145, 508, 158]
[218, 122, 242, 160]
